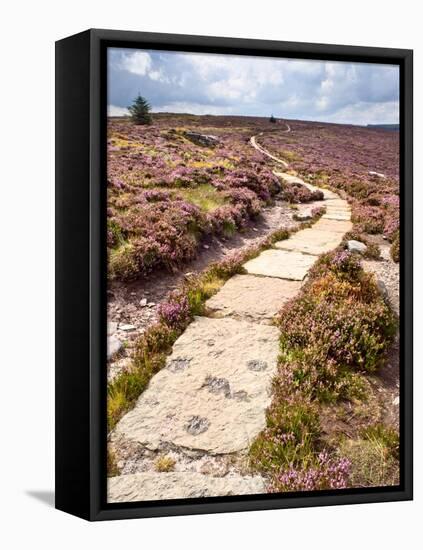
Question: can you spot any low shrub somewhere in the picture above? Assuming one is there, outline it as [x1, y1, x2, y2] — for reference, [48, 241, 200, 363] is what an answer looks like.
[282, 184, 324, 204]
[390, 231, 400, 262]
[278, 256, 396, 374]
[250, 249, 397, 491]
[269, 451, 351, 492]
[249, 397, 320, 474]
[157, 293, 191, 330]
[343, 231, 381, 260]
[352, 205, 385, 234]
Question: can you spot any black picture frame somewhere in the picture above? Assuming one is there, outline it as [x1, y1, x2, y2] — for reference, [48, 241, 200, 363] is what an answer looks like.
[55, 28, 413, 521]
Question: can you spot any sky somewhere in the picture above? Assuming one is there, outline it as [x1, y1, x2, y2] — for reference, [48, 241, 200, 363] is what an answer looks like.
[107, 48, 399, 126]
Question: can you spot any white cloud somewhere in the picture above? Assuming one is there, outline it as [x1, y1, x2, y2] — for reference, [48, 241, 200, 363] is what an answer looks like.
[108, 105, 129, 117]
[323, 101, 399, 125]
[108, 48, 400, 125]
[154, 101, 234, 116]
[121, 51, 152, 76]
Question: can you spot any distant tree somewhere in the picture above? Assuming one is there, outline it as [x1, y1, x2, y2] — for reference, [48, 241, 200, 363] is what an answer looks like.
[128, 94, 152, 125]
[269, 114, 277, 123]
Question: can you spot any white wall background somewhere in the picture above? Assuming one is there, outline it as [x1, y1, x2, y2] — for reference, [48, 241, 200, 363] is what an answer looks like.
[0, 0, 420, 547]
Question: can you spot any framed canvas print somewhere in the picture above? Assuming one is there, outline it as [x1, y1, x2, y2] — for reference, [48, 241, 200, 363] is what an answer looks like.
[55, 29, 413, 521]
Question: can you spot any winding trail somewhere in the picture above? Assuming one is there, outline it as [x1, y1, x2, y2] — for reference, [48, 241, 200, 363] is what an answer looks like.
[250, 124, 291, 168]
[108, 128, 352, 503]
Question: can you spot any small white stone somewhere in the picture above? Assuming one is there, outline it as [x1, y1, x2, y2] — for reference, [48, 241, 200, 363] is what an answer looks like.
[119, 324, 136, 331]
[139, 298, 148, 307]
[393, 396, 400, 406]
[369, 171, 386, 179]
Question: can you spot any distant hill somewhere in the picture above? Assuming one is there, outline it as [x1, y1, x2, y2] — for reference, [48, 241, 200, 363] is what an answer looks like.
[367, 124, 399, 131]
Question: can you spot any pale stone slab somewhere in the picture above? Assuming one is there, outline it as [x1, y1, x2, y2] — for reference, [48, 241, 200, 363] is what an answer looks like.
[324, 199, 351, 209]
[275, 228, 343, 255]
[108, 472, 265, 502]
[320, 189, 339, 199]
[322, 212, 351, 221]
[114, 317, 279, 454]
[324, 205, 351, 215]
[274, 172, 305, 185]
[206, 274, 301, 321]
[313, 219, 353, 233]
[324, 209, 351, 217]
[243, 249, 316, 281]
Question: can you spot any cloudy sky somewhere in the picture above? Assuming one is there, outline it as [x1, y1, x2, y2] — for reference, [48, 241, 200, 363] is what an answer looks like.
[108, 48, 399, 125]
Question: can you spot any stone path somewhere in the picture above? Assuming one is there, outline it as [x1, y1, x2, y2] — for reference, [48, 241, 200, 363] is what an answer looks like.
[108, 131, 352, 503]
[249, 124, 291, 167]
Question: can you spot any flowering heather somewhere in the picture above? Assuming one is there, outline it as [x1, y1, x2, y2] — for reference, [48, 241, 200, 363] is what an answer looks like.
[259, 120, 399, 245]
[278, 252, 396, 375]
[282, 183, 324, 204]
[269, 452, 351, 492]
[157, 293, 191, 330]
[107, 115, 283, 280]
[250, 249, 397, 491]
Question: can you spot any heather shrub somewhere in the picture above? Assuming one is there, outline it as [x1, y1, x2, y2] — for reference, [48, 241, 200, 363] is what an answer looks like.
[207, 205, 241, 236]
[108, 242, 139, 280]
[157, 293, 191, 330]
[278, 272, 396, 373]
[352, 205, 385, 234]
[223, 165, 280, 201]
[308, 250, 362, 283]
[275, 348, 369, 403]
[107, 219, 125, 248]
[249, 397, 320, 473]
[390, 231, 400, 262]
[269, 451, 351, 492]
[311, 205, 326, 219]
[109, 199, 204, 280]
[282, 183, 324, 204]
[224, 187, 262, 217]
[343, 231, 381, 260]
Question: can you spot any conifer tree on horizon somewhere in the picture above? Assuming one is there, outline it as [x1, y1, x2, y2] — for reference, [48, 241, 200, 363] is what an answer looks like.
[269, 114, 277, 123]
[128, 94, 152, 125]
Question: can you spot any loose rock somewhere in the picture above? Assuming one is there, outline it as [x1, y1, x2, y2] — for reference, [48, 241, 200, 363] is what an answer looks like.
[119, 324, 136, 332]
[184, 131, 220, 147]
[347, 240, 368, 254]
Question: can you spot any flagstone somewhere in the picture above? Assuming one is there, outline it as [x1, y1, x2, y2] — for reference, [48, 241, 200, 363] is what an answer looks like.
[243, 249, 317, 280]
[275, 229, 344, 255]
[206, 274, 301, 321]
[108, 472, 265, 502]
[113, 317, 280, 455]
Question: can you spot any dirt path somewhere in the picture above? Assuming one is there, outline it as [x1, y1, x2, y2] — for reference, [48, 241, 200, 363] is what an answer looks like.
[108, 133, 353, 503]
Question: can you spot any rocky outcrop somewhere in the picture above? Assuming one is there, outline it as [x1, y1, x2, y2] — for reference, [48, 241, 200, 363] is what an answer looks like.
[184, 131, 220, 147]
